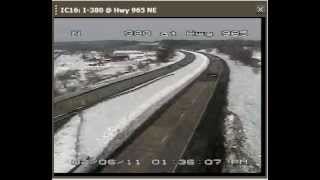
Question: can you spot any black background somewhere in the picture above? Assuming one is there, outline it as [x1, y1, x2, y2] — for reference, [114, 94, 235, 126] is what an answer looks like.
[3, 0, 310, 179]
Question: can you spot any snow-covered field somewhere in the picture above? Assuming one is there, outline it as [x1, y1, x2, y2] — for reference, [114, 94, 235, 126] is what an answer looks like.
[198, 48, 262, 173]
[54, 51, 209, 173]
[54, 50, 185, 97]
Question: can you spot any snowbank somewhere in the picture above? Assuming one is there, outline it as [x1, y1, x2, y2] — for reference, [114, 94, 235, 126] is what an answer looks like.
[252, 50, 261, 61]
[54, 51, 209, 173]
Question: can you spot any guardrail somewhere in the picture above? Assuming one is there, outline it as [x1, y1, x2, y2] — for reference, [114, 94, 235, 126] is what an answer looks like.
[53, 52, 194, 122]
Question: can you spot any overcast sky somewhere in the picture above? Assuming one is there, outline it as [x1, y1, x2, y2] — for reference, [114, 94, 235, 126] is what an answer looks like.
[54, 18, 261, 42]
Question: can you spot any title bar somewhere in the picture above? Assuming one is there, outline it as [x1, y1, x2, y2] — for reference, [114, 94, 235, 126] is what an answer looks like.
[53, 1, 267, 17]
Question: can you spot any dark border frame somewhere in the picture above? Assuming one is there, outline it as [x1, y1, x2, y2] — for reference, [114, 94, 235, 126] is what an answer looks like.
[52, 17, 267, 178]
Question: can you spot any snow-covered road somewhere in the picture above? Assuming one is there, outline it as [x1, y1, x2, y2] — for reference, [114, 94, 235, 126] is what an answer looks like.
[54, 50, 210, 173]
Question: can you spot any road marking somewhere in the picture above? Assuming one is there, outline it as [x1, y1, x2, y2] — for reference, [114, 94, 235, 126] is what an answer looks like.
[161, 135, 169, 144]
[179, 112, 185, 121]
[191, 89, 204, 105]
[191, 97, 198, 105]
[208, 74, 217, 77]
